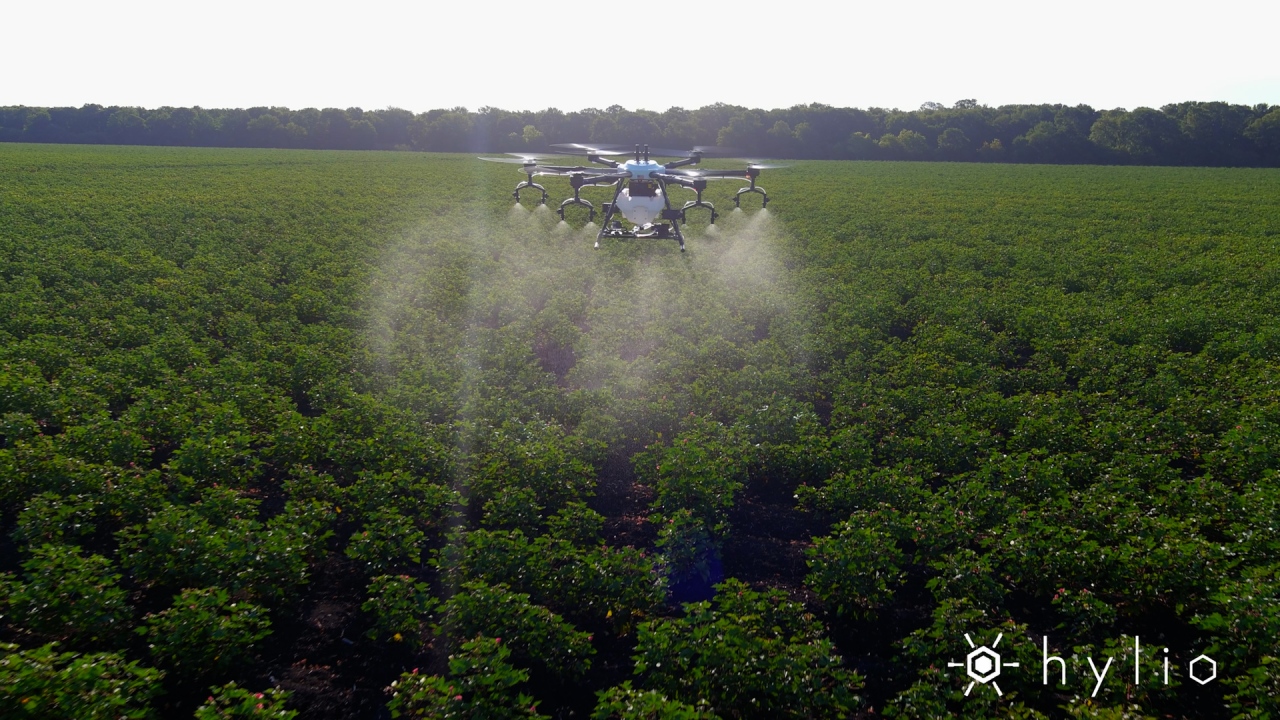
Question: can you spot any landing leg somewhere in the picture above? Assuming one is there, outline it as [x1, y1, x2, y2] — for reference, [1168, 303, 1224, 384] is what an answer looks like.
[594, 182, 627, 249]
[595, 205, 616, 249]
[658, 178, 686, 251]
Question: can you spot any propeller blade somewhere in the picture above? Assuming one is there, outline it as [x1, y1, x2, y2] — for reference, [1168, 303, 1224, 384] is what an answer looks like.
[692, 145, 740, 157]
[550, 143, 623, 156]
[743, 161, 791, 169]
[596, 144, 741, 158]
[479, 156, 540, 164]
[652, 147, 707, 158]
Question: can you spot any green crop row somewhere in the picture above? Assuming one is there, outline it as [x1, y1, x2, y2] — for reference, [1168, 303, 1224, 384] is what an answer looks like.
[2, 143, 1278, 718]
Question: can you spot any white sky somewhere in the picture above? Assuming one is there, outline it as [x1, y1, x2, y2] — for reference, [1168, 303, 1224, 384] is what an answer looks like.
[8, 0, 1278, 113]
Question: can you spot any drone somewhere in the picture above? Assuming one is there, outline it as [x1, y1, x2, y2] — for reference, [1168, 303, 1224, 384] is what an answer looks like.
[480, 143, 784, 251]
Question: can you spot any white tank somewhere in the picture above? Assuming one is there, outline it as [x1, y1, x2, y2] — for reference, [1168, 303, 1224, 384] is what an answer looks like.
[615, 185, 666, 226]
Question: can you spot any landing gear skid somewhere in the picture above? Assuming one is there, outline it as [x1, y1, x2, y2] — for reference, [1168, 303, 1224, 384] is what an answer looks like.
[595, 221, 685, 251]
[594, 181, 686, 251]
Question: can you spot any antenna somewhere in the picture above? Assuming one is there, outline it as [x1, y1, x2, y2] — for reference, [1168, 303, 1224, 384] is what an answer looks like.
[634, 144, 640, 163]
[644, 144, 649, 162]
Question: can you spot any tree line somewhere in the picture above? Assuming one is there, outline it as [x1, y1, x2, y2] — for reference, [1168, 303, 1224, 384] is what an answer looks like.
[3, 100, 1279, 166]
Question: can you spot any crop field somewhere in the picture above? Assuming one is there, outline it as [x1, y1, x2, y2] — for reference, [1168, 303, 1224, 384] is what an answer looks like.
[2, 142, 1279, 719]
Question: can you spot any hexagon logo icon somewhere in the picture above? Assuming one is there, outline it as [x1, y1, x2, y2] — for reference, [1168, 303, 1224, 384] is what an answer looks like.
[1188, 654, 1217, 685]
[948, 633, 1019, 696]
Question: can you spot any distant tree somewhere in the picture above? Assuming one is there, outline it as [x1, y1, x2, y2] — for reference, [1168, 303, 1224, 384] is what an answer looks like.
[843, 131, 878, 160]
[897, 129, 931, 159]
[22, 109, 54, 141]
[878, 132, 904, 159]
[787, 104, 869, 158]
[416, 111, 474, 152]
[316, 108, 352, 148]
[1053, 104, 1099, 136]
[3, 99, 1272, 165]
[1245, 108, 1280, 163]
[1013, 120, 1094, 163]
[106, 108, 146, 144]
[290, 107, 321, 145]
[554, 109, 592, 143]
[692, 103, 744, 146]
[976, 138, 1005, 161]
[885, 110, 927, 137]
[372, 107, 415, 148]
[661, 106, 699, 148]
[617, 111, 662, 143]
[766, 121, 796, 157]
[589, 114, 620, 144]
[282, 122, 307, 146]
[1162, 101, 1256, 165]
[717, 110, 766, 151]
[350, 118, 377, 149]
[936, 127, 971, 160]
[522, 124, 545, 149]
[1089, 107, 1181, 164]
[246, 113, 283, 146]
[151, 106, 196, 145]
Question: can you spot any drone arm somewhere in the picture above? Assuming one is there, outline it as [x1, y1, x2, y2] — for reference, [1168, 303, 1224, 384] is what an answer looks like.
[652, 173, 698, 189]
[663, 154, 702, 170]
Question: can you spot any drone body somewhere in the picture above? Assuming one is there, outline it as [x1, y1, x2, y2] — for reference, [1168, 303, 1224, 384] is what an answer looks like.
[613, 160, 668, 225]
[480, 144, 783, 251]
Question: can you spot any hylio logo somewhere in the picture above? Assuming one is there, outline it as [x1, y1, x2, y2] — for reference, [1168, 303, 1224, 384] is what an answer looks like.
[948, 632, 1020, 696]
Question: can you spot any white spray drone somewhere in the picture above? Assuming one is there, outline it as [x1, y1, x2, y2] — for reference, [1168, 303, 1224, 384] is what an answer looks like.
[480, 143, 785, 251]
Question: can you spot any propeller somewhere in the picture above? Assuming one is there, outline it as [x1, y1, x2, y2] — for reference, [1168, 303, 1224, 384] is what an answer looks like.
[596, 144, 739, 158]
[743, 161, 791, 169]
[662, 169, 747, 180]
[480, 157, 535, 164]
[478, 153, 571, 165]
[550, 143, 623, 156]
